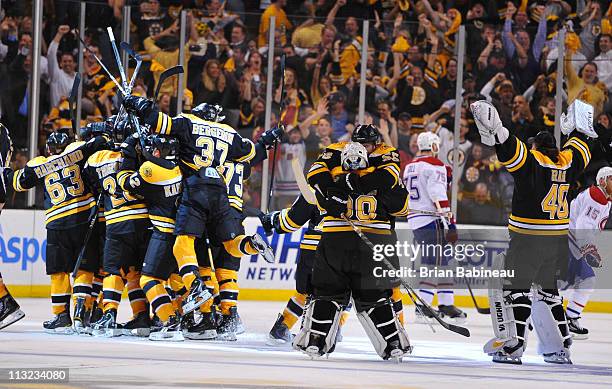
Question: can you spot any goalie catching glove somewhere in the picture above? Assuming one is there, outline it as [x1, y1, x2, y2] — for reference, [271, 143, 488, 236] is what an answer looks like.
[469, 100, 509, 146]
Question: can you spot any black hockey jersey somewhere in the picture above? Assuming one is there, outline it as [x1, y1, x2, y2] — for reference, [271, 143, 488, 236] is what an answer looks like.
[84, 150, 150, 235]
[117, 157, 182, 234]
[307, 142, 403, 234]
[496, 134, 592, 235]
[142, 108, 258, 175]
[218, 161, 250, 213]
[273, 194, 323, 251]
[9, 137, 108, 230]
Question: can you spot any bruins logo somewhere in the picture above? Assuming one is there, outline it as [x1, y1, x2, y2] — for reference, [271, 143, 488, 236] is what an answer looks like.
[321, 151, 333, 160]
[592, 24, 601, 37]
[465, 166, 479, 183]
[447, 149, 466, 166]
[411, 86, 426, 105]
[142, 166, 153, 178]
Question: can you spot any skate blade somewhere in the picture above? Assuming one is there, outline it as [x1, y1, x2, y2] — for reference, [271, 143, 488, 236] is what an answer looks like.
[266, 334, 292, 346]
[544, 357, 573, 365]
[183, 329, 218, 340]
[74, 326, 92, 335]
[149, 331, 185, 342]
[571, 333, 588, 340]
[44, 326, 74, 335]
[123, 328, 151, 337]
[0, 309, 25, 330]
[236, 323, 246, 335]
[216, 332, 237, 341]
[92, 328, 121, 338]
[492, 356, 522, 365]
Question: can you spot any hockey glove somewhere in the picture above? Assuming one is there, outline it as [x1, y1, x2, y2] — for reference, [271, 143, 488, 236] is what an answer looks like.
[324, 188, 349, 218]
[259, 211, 279, 236]
[469, 100, 509, 146]
[120, 133, 140, 159]
[258, 125, 284, 149]
[123, 95, 154, 115]
[337, 173, 362, 194]
[581, 243, 602, 268]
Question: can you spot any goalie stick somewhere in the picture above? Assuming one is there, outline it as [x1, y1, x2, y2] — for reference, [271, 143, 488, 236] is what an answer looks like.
[341, 214, 471, 337]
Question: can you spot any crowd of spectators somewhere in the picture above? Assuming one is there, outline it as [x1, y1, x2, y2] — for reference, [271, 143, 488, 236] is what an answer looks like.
[0, 0, 611, 225]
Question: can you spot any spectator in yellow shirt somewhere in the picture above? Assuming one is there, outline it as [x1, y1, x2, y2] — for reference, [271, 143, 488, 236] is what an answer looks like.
[258, 0, 292, 47]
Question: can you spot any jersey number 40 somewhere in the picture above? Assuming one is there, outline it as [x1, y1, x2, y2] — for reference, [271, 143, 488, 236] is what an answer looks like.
[541, 183, 569, 219]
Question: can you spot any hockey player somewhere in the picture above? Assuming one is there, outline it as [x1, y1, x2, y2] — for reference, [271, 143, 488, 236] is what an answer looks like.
[471, 100, 596, 364]
[402, 132, 466, 323]
[560, 166, 612, 339]
[184, 104, 268, 341]
[84, 120, 152, 337]
[261, 194, 323, 344]
[122, 96, 280, 317]
[0, 124, 25, 330]
[6, 129, 110, 334]
[295, 124, 411, 361]
[118, 133, 184, 341]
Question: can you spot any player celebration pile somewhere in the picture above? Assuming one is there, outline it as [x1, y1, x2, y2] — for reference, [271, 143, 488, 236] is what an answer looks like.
[1, 24, 611, 369]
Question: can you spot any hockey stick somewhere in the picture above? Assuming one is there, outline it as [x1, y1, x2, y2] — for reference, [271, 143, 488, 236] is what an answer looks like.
[72, 194, 103, 278]
[154, 65, 184, 101]
[75, 30, 127, 95]
[291, 157, 316, 204]
[465, 277, 490, 314]
[266, 54, 286, 213]
[119, 41, 143, 91]
[107, 27, 129, 92]
[341, 215, 470, 337]
[69, 73, 81, 137]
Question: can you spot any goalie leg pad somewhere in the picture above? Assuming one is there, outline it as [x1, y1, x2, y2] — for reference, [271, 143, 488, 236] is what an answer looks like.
[532, 287, 572, 355]
[292, 299, 343, 357]
[485, 288, 530, 356]
[356, 298, 412, 360]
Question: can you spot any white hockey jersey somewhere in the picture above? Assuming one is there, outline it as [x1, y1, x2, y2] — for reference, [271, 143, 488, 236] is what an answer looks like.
[569, 185, 611, 259]
[434, 126, 472, 180]
[402, 156, 450, 229]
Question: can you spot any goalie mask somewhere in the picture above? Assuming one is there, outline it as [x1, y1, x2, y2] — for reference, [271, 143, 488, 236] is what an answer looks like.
[341, 142, 368, 171]
[192, 103, 225, 123]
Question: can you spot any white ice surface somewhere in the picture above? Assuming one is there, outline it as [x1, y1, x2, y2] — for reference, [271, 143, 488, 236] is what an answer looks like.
[1, 299, 611, 388]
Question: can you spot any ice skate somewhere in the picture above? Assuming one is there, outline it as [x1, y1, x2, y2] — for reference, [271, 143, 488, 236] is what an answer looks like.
[184, 310, 217, 340]
[217, 306, 240, 341]
[438, 305, 467, 324]
[486, 339, 523, 365]
[543, 348, 572, 364]
[568, 317, 588, 340]
[149, 315, 184, 341]
[0, 293, 25, 330]
[119, 311, 152, 337]
[267, 314, 293, 345]
[73, 297, 91, 335]
[250, 233, 275, 263]
[382, 340, 411, 363]
[297, 334, 327, 359]
[43, 311, 74, 335]
[91, 309, 121, 337]
[182, 277, 213, 315]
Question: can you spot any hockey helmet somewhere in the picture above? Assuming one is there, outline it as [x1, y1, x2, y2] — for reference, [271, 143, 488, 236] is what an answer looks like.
[107, 115, 133, 145]
[79, 121, 111, 141]
[144, 134, 178, 160]
[192, 103, 225, 122]
[351, 124, 380, 144]
[417, 131, 440, 153]
[46, 132, 70, 155]
[596, 166, 612, 188]
[341, 142, 369, 171]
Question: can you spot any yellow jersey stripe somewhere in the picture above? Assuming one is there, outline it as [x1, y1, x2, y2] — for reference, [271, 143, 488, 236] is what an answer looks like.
[509, 214, 569, 225]
[106, 213, 150, 225]
[46, 203, 95, 224]
[150, 215, 175, 224]
[500, 139, 522, 166]
[45, 193, 94, 214]
[13, 170, 26, 192]
[235, 142, 256, 163]
[507, 143, 528, 172]
[508, 225, 568, 236]
[105, 203, 147, 216]
[306, 166, 329, 179]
